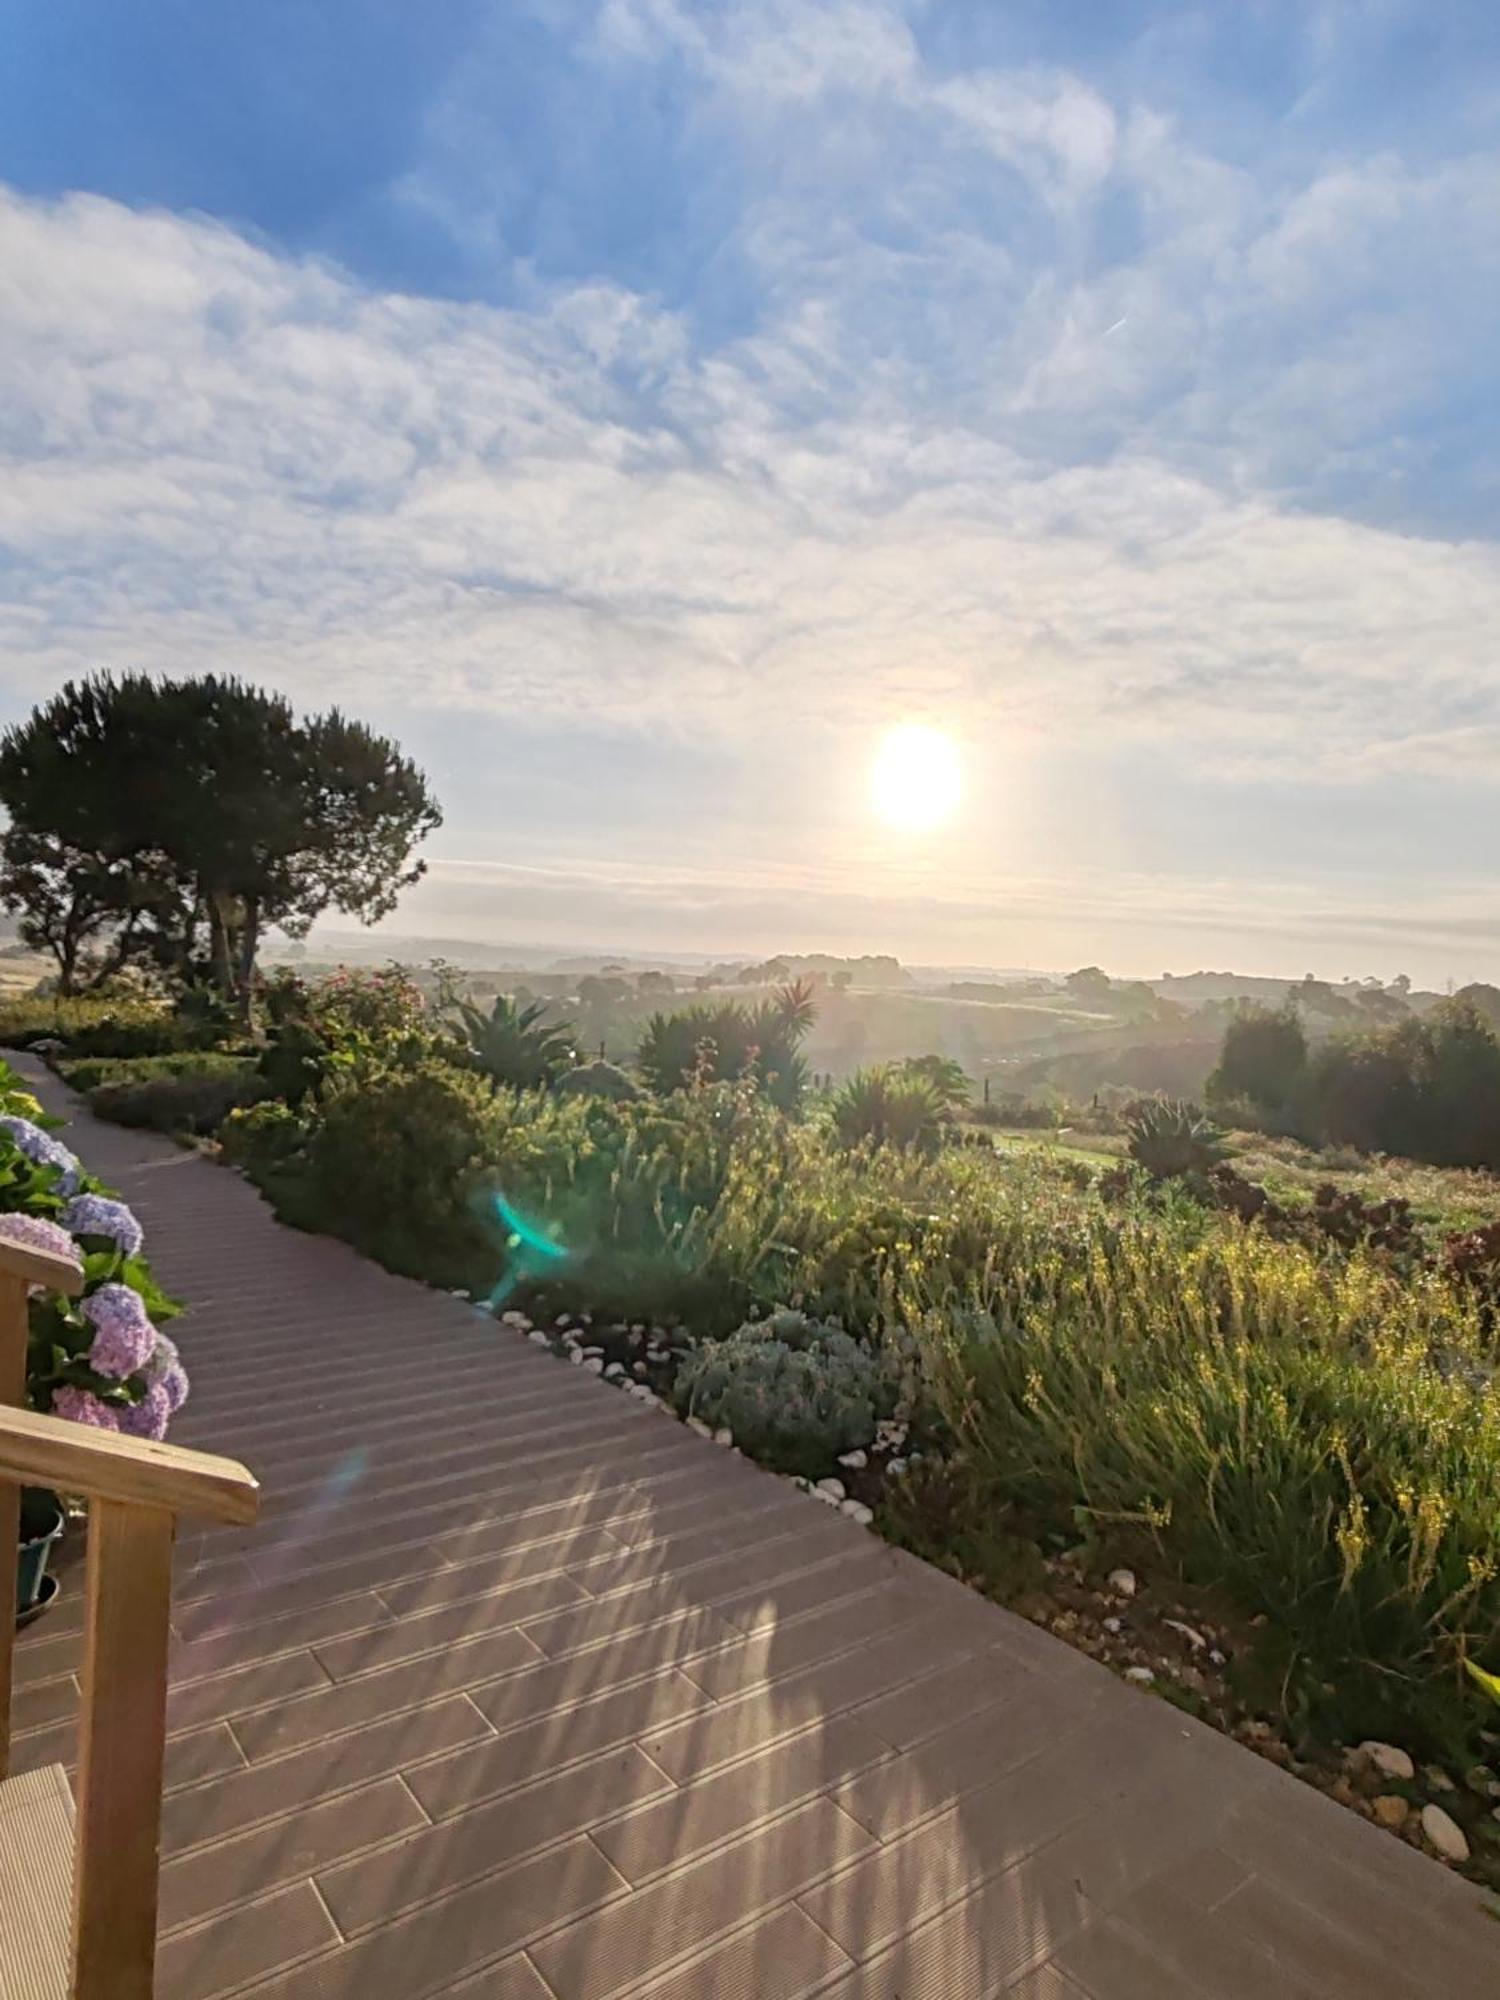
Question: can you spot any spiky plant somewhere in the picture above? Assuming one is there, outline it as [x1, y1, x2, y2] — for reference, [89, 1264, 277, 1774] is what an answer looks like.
[830, 1066, 946, 1153]
[1124, 1096, 1225, 1179]
[448, 993, 577, 1091]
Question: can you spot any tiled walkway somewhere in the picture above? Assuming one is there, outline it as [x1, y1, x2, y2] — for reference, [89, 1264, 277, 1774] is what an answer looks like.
[9, 1059, 1498, 1998]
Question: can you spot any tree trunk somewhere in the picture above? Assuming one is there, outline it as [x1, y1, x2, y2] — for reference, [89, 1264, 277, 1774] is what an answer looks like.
[235, 900, 260, 1030]
[206, 896, 234, 998]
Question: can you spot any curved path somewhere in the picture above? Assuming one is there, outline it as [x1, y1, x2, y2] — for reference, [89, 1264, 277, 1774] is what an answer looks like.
[9, 1059, 1497, 1999]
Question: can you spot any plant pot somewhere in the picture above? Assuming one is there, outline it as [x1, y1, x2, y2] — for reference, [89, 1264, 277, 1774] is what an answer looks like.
[16, 1487, 64, 1621]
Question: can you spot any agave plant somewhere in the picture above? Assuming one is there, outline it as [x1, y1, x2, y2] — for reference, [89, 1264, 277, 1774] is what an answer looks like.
[448, 993, 577, 1091]
[830, 1066, 946, 1153]
[1124, 1096, 1225, 1180]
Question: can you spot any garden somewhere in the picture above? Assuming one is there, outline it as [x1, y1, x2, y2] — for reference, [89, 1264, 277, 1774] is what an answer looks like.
[5, 963, 1500, 1893]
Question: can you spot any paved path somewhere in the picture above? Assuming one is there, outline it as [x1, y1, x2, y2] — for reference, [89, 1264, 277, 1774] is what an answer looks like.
[9, 1060, 1498, 1998]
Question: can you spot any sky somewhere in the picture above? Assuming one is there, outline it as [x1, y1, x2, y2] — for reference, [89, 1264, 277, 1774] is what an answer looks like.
[1, 0, 1498, 981]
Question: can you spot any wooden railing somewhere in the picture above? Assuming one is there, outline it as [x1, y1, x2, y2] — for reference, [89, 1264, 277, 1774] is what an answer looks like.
[0, 1236, 259, 1999]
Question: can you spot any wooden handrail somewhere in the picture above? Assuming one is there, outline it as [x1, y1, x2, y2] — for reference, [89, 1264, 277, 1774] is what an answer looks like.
[0, 1407, 258, 1526]
[0, 1235, 84, 1299]
[0, 1234, 258, 1997]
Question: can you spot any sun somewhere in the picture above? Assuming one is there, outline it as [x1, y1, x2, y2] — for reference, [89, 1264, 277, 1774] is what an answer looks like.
[869, 723, 962, 832]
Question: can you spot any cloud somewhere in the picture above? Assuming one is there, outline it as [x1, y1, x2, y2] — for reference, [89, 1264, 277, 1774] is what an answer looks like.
[0, 178, 1497, 784]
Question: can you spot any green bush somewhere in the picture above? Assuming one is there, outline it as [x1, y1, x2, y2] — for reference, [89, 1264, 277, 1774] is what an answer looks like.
[0, 996, 197, 1056]
[636, 988, 813, 1112]
[294, 1060, 502, 1285]
[673, 1309, 898, 1477]
[1123, 1096, 1224, 1179]
[59, 1051, 253, 1094]
[88, 1065, 267, 1136]
[830, 1067, 945, 1152]
[922, 1215, 1500, 1755]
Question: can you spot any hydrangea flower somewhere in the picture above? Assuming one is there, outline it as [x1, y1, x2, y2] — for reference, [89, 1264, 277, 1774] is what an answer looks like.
[81, 1283, 157, 1379]
[144, 1332, 189, 1413]
[62, 1194, 144, 1259]
[51, 1385, 120, 1430]
[0, 1116, 82, 1195]
[0, 1212, 82, 1270]
[118, 1381, 171, 1441]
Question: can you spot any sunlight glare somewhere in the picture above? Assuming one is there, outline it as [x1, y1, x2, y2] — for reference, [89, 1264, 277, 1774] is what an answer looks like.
[869, 724, 962, 832]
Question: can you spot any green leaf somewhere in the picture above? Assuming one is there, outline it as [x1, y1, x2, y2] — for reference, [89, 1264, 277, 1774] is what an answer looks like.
[1465, 1659, 1500, 1706]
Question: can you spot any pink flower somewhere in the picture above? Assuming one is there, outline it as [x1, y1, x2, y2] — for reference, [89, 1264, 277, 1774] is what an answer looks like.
[51, 1385, 120, 1430]
[119, 1382, 171, 1441]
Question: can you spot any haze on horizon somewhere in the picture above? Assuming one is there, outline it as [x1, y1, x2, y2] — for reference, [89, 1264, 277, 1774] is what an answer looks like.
[2, 2, 1498, 991]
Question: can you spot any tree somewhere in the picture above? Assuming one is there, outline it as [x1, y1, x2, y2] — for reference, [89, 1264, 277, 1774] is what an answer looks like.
[1065, 966, 1111, 1002]
[1206, 1004, 1307, 1115]
[0, 674, 440, 1009]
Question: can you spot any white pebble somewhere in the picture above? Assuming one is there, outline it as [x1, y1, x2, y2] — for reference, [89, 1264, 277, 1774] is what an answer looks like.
[568, 1348, 584, 1365]
[837, 1449, 868, 1470]
[502, 1310, 529, 1326]
[713, 1428, 734, 1447]
[1107, 1568, 1138, 1599]
[886, 1458, 908, 1478]
[1124, 1666, 1154, 1686]
[1420, 1803, 1470, 1863]
[582, 1346, 604, 1359]
[811, 1485, 840, 1506]
[1358, 1741, 1415, 1783]
[583, 1356, 605, 1375]
[817, 1478, 846, 1502]
[841, 1500, 874, 1526]
[1103, 1616, 1122, 1635]
[686, 1417, 713, 1439]
[528, 1329, 550, 1345]
[604, 1362, 625, 1380]
[554, 1314, 572, 1328]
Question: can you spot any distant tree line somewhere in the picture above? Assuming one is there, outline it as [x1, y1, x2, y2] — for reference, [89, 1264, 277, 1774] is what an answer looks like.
[1208, 986, 1500, 1169]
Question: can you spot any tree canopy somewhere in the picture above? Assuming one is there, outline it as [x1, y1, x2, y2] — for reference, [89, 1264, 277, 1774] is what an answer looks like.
[0, 674, 441, 1002]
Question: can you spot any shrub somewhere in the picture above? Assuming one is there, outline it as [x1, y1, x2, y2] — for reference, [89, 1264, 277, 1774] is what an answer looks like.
[256, 966, 438, 1106]
[923, 1216, 1500, 1754]
[1123, 1096, 1224, 1179]
[58, 1051, 253, 1094]
[673, 1309, 898, 1477]
[294, 1060, 503, 1286]
[556, 1060, 641, 1103]
[830, 1067, 945, 1152]
[89, 1066, 267, 1137]
[637, 988, 813, 1112]
[447, 993, 577, 1090]
[0, 995, 199, 1058]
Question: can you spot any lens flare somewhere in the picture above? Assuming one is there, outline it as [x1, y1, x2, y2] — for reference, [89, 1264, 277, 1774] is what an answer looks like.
[869, 724, 961, 832]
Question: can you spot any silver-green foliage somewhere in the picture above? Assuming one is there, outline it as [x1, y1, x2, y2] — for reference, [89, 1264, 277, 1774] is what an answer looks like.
[673, 1309, 891, 1477]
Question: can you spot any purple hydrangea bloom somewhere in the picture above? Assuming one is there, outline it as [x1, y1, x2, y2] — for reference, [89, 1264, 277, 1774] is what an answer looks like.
[145, 1333, 189, 1413]
[0, 1116, 81, 1195]
[0, 1212, 82, 1269]
[51, 1384, 120, 1430]
[118, 1381, 171, 1441]
[62, 1194, 144, 1259]
[81, 1283, 157, 1379]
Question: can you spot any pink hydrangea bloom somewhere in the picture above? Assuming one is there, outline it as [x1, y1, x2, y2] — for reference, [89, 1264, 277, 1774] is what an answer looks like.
[0, 1213, 82, 1271]
[81, 1283, 157, 1379]
[118, 1381, 171, 1441]
[145, 1333, 189, 1413]
[51, 1385, 120, 1430]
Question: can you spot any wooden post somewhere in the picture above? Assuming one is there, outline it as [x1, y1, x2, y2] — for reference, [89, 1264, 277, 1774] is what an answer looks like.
[71, 1498, 175, 2000]
[0, 1269, 29, 1778]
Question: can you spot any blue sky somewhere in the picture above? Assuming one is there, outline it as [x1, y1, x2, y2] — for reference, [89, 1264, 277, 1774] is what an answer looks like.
[1, 0, 1498, 977]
